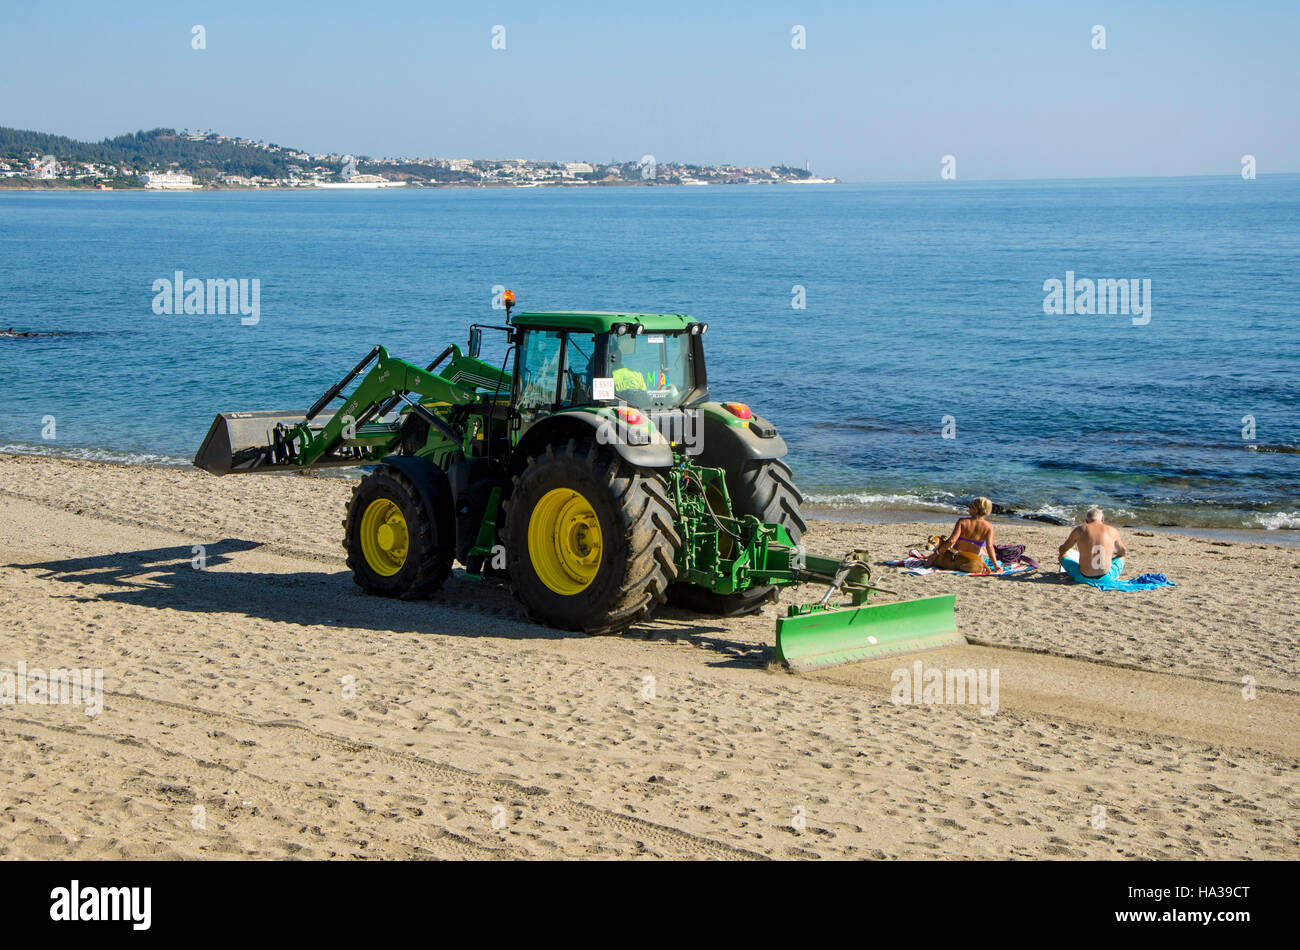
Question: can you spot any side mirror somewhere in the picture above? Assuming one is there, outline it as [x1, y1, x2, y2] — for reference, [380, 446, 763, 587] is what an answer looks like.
[468, 327, 482, 359]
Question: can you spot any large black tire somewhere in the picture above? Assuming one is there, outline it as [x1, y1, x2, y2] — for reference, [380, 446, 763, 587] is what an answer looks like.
[503, 440, 680, 635]
[729, 458, 808, 540]
[344, 465, 453, 599]
[668, 457, 808, 616]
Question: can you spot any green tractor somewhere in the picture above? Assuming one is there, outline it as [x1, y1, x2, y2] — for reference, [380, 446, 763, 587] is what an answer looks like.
[195, 293, 959, 670]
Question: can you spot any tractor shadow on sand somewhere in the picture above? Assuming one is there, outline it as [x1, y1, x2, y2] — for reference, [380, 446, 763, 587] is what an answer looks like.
[8, 540, 767, 663]
[619, 610, 775, 669]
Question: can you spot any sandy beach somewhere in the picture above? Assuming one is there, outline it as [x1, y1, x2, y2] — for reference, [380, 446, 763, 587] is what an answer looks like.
[1, 452, 1297, 860]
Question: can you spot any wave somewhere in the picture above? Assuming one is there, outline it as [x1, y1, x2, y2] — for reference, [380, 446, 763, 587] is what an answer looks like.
[1250, 512, 1300, 530]
[0, 443, 372, 478]
[1011, 504, 1076, 525]
[804, 491, 961, 512]
[0, 443, 191, 467]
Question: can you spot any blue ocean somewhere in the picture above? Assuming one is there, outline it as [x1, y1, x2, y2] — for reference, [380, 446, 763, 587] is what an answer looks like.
[1, 178, 1297, 532]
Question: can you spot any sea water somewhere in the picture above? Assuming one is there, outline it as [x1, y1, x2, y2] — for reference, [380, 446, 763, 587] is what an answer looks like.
[1, 177, 1296, 531]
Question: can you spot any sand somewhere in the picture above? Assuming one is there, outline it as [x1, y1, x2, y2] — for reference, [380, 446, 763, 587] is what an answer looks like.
[1, 453, 1296, 859]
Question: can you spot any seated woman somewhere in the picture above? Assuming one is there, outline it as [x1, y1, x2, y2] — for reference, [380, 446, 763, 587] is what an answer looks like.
[926, 497, 999, 573]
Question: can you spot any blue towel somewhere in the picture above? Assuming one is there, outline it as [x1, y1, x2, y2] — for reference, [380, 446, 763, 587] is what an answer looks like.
[1060, 556, 1175, 591]
[1135, 573, 1172, 585]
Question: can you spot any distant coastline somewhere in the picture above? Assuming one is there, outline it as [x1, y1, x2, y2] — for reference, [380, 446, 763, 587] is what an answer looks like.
[0, 177, 840, 192]
[0, 125, 839, 191]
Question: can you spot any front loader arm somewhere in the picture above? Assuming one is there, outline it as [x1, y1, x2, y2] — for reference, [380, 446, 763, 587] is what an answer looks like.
[292, 346, 480, 468]
[194, 343, 511, 476]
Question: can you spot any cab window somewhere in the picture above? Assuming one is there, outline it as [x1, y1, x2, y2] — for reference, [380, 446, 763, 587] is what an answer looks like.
[519, 330, 563, 414]
[518, 330, 596, 417]
[610, 331, 693, 409]
[559, 333, 595, 405]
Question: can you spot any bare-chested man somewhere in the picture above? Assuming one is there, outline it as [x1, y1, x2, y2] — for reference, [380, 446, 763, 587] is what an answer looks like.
[1059, 507, 1128, 580]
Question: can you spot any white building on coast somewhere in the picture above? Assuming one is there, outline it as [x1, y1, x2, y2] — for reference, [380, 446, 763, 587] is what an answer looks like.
[142, 170, 200, 190]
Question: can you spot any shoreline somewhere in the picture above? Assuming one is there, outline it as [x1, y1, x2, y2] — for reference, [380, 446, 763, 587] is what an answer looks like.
[805, 505, 1300, 549]
[3, 449, 1297, 547]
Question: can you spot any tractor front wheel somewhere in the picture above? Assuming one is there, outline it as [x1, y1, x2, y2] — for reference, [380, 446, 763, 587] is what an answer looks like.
[344, 465, 453, 599]
[504, 441, 680, 635]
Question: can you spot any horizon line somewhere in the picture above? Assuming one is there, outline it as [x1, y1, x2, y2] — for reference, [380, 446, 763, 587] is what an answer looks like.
[835, 170, 1299, 186]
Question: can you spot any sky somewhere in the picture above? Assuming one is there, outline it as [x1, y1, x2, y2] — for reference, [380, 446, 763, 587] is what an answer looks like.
[2, 0, 1297, 181]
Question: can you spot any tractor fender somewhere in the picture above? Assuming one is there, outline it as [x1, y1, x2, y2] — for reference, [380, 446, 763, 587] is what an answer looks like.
[377, 454, 456, 548]
[510, 410, 673, 477]
[693, 401, 788, 465]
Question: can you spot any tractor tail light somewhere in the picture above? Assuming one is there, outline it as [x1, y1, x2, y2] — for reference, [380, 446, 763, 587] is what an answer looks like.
[617, 407, 643, 425]
[724, 402, 753, 420]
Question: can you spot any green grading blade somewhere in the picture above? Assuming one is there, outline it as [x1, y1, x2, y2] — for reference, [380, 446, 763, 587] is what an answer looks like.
[775, 594, 962, 672]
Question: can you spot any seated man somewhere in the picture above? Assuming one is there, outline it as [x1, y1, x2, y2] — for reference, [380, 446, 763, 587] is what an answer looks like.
[612, 362, 646, 392]
[1059, 507, 1128, 582]
[611, 337, 648, 404]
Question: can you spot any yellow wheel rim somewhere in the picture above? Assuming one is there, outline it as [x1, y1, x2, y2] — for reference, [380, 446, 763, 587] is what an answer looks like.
[527, 488, 603, 595]
[359, 498, 409, 576]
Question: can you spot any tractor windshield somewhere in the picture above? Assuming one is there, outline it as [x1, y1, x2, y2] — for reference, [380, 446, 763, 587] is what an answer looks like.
[609, 331, 694, 410]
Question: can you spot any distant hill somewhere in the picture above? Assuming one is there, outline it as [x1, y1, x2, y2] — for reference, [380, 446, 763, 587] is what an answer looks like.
[0, 127, 339, 180]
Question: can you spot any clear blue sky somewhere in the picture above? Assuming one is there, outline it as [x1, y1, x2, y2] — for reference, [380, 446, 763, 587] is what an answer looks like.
[3, 0, 1296, 181]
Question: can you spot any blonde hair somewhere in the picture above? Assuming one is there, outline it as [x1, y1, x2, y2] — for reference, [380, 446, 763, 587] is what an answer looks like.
[968, 496, 993, 518]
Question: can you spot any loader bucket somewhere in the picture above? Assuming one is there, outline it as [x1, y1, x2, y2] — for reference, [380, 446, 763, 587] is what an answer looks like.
[194, 410, 306, 475]
[194, 409, 374, 475]
[775, 594, 961, 672]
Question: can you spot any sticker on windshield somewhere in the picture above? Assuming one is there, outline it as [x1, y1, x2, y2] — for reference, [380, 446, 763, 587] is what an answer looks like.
[593, 377, 615, 399]
[646, 335, 665, 343]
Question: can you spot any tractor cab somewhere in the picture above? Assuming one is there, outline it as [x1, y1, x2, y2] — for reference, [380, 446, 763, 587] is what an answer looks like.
[504, 310, 709, 418]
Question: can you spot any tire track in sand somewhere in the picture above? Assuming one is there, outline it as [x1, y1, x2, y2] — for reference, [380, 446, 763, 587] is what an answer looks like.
[810, 643, 1300, 760]
[0, 715, 513, 860]
[104, 690, 767, 860]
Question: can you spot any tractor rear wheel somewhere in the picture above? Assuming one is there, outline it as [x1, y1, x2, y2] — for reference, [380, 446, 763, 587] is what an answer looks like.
[344, 465, 453, 599]
[504, 441, 680, 635]
[668, 457, 808, 616]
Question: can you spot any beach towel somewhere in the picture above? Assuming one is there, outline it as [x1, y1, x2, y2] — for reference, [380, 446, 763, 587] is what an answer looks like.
[1060, 556, 1175, 591]
[885, 555, 1036, 578]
